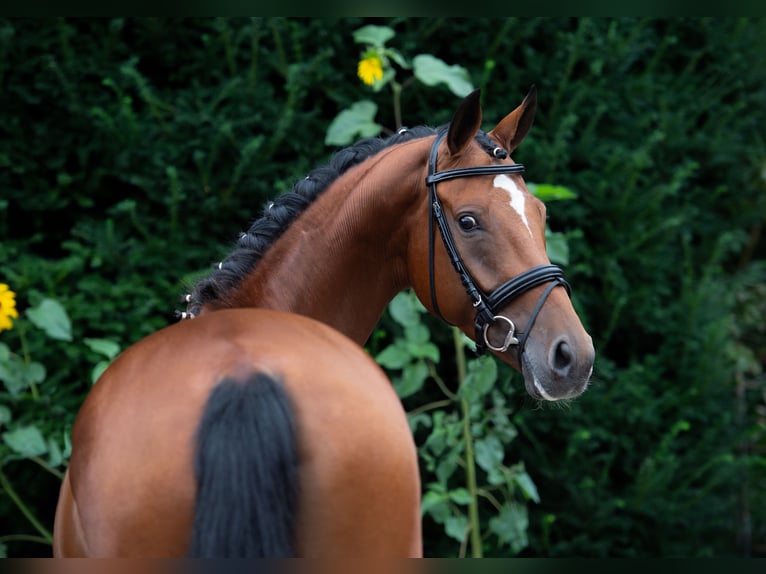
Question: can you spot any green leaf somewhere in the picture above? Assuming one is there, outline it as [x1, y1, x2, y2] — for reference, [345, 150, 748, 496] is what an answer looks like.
[3, 425, 48, 458]
[421, 486, 446, 513]
[545, 228, 569, 266]
[84, 337, 121, 359]
[489, 503, 529, 554]
[324, 100, 382, 147]
[444, 514, 469, 542]
[448, 487, 473, 506]
[407, 412, 432, 434]
[0, 342, 9, 361]
[514, 470, 541, 503]
[86, 338, 121, 384]
[671, 419, 691, 434]
[461, 355, 498, 401]
[26, 362, 45, 385]
[375, 342, 411, 370]
[0, 356, 46, 396]
[459, 332, 475, 349]
[353, 25, 395, 47]
[384, 47, 410, 70]
[406, 341, 440, 363]
[26, 298, 72, 342]
[474, 435, 504, 475]
[404, 322, 429, 345]
[62, 432, 72, 460]
[421, 488, 450, 523]
[527, 182, 578, 202]
[30, 361, 45, 380]
[413, 54, 474, 97]
[404, 322, 439, 361]
[0, 405, 11, 426]
[0, 363, 15, 394]
[91, 361, 110, 384]
[394, 359, 429, 399]
[369, 68, 395, 93]
[490, 402, 519, 444]
[47, 437, 63, 467]
[389, 291, 423, 327]
[435, 450, 460, 485]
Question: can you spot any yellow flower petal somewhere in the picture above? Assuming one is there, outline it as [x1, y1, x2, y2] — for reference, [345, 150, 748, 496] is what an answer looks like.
[357, 56, 384, 86]
[0, 283, 18, 332]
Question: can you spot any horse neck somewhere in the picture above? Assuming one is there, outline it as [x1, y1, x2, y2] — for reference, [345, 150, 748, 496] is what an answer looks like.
[224, 138, 432, 344]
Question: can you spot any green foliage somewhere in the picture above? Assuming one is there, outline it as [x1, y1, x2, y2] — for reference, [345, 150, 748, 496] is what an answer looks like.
[525, 183, 578, 202]
[378, 291, 540, 556]
[83, 338, 122, 384]
[376, 293, 440, 398]
[26, 299, 72, 343]
[326, 24, 475, 144]
[1, 17, 764, 558]
[411, 54, 474, 97]
[0, 295, 116, 552]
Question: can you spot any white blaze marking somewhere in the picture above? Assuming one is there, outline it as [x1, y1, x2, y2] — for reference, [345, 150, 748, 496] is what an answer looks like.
[494, 174, 532, 237]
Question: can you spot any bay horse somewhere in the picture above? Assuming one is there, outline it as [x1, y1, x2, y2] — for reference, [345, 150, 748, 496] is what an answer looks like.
[53, 87, 594, 557]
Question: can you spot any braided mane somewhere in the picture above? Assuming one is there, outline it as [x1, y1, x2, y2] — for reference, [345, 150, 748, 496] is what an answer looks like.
[183, 126, 437, 317]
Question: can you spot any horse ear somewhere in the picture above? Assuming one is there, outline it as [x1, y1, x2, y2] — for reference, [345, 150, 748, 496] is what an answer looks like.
[488, 85, 537, 153]
[447, 89, 482, 156]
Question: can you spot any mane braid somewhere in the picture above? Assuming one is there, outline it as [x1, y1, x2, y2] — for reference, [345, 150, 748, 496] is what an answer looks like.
[183, 126, 437, 317]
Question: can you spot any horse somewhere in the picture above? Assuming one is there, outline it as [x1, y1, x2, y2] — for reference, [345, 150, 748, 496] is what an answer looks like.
[53, 87, 595, 557]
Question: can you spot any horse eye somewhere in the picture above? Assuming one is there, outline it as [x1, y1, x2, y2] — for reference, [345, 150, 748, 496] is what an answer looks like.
[458, 214, 479, 231]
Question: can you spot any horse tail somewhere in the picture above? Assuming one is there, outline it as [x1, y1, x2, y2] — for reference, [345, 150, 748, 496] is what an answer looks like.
[189, 372, 299, 557]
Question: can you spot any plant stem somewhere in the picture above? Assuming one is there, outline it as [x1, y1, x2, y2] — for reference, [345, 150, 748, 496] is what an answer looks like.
[392, 81, 402, 129]
[427, 361, 457, 401]
[407, 398, 453, 417]
[453, 327, 483, 558]
[477, 488, 505, 512]
[17, 325, 39, 400]
[0, 467, 53, 544]
[461, 400, 483, 557]
[29, 456, 65, 480]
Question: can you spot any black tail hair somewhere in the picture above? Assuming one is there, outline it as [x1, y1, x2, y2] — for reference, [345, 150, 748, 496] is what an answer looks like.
[189, 372, 299, 557]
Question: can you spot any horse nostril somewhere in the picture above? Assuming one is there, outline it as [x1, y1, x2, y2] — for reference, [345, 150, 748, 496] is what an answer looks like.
[551, 339, 574, 375]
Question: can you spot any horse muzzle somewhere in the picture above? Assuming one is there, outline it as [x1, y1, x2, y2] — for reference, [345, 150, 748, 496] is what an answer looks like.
[519, 331, 595, 401]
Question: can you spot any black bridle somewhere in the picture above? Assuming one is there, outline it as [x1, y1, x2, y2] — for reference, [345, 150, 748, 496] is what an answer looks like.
[426, 131, 571, 359]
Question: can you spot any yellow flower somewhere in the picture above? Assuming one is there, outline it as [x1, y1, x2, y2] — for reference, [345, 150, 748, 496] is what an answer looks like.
[357, 55, 384, 86]
[0, 283, 19, 333]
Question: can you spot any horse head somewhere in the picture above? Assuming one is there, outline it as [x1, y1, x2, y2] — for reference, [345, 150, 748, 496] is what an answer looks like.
[409, 88, 595, 401]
